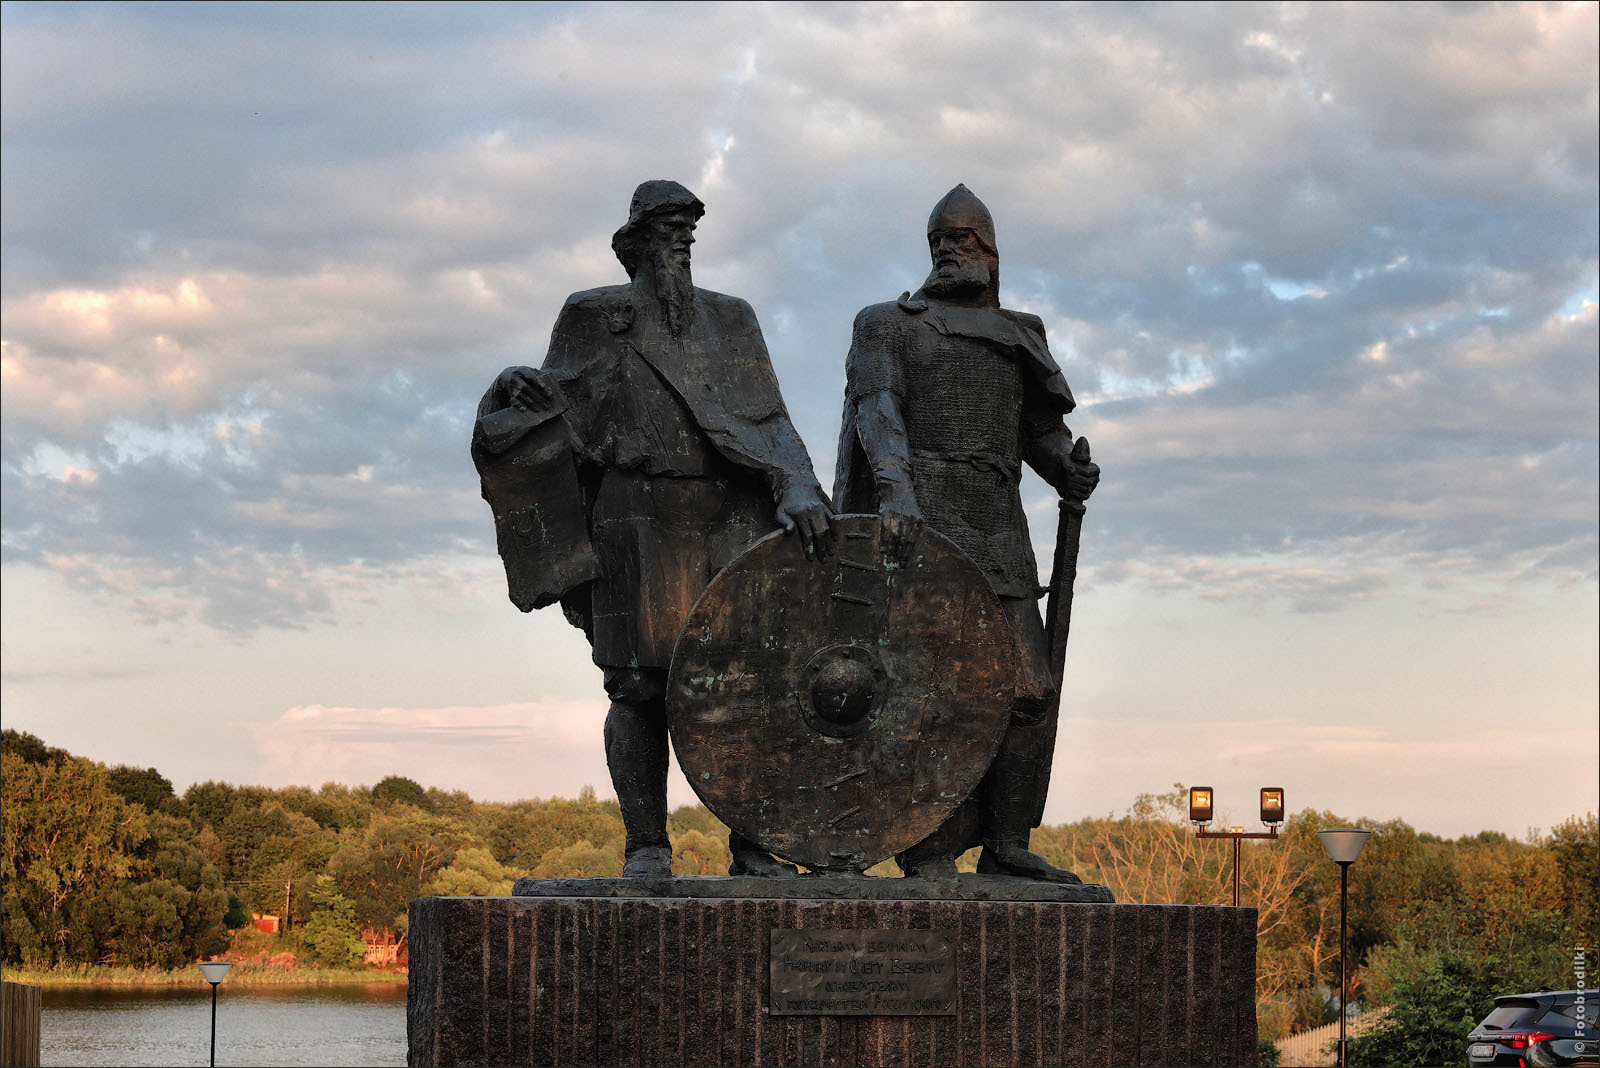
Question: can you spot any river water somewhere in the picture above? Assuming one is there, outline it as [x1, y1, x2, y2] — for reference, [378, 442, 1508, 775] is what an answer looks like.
[39, 984, 407, 1067]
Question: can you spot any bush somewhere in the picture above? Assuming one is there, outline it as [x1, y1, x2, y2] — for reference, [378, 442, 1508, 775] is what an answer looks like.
[223, 895, 251, 929]
[1349, 917, 1571, 1068]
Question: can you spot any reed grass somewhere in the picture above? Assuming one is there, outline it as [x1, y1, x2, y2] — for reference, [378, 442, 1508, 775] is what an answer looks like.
[0, 962, 406, 987]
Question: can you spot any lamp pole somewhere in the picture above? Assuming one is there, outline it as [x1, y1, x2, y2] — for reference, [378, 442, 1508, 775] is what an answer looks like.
[1338, 858, 1351, 1067]
[197, 960, 232, 1066]
[1318, 828, 1372, 1068]
[1195, 826, 1278, 906]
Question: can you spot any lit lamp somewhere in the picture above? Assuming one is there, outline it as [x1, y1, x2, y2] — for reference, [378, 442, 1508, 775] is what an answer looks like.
[1188, 786, 1214, 826]
[1260, 787, 1284, 826]
[197, 959, 233, 1067]
[1318, 828, 1372, 1068]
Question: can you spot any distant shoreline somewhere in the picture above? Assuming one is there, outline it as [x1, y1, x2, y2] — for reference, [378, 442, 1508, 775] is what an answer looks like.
[2, 964, 408, 988]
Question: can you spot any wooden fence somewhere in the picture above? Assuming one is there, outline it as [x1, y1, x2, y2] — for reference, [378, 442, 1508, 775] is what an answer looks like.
[1274, 1007, 1386, 1067]
[1, 981, 41, 1068]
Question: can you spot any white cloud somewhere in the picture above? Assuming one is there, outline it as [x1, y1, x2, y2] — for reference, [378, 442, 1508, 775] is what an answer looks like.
[0, 3, 1593, 831]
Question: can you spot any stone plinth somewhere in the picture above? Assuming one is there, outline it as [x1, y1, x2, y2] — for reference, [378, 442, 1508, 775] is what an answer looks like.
[509, 873, 1115, 902]
[408, 887, 1257, 1068]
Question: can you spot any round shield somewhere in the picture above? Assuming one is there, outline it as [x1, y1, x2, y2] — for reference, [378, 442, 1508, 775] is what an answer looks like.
[667, 514, 1016, 872]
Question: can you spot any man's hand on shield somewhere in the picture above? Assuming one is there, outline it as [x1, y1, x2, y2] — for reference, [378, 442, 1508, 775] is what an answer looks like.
[496, 366, 563, 421]
[878, 486, 923, 565]
[776, 484, 838, 560]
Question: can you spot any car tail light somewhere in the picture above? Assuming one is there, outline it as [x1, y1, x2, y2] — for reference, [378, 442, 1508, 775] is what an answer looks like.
[1501, 1031, 1557, 1049]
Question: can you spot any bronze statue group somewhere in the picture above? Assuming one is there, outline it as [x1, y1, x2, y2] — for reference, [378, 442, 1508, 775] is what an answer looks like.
[473, 180, 1100, 884]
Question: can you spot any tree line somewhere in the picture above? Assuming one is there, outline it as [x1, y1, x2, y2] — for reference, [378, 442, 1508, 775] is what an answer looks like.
[1, 729, 729, 971]
[2, 730, 1594, 1064]
[1021, 788, 1595, 1061]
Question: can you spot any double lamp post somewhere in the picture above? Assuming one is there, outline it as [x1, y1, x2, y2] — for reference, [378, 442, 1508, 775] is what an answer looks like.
[1187, 785, 1284, 907]
[1186, 786, 1372, 1068]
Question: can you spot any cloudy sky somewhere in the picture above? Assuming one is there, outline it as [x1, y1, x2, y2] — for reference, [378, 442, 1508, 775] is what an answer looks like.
[3, 2, 1595, 840]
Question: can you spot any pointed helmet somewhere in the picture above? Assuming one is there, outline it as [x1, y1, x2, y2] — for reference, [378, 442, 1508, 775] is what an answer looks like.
[927, 184, 997, 255]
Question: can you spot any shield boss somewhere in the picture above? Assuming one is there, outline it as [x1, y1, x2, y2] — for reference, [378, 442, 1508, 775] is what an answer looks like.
[667, 514, 1015, 872]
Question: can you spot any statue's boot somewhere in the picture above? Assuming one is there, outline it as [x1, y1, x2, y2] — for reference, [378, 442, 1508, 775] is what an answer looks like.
[896, 848, 959, 879]
[621, 845, 673, 878]
[976, 729, 1083, 884]
[896, 798, 977, 878]
[728, 834, 799, 877]
[605, 696, 672, 878]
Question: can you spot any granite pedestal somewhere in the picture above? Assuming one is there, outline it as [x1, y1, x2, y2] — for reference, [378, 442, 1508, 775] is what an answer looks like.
[408, 878, 1257, 1067]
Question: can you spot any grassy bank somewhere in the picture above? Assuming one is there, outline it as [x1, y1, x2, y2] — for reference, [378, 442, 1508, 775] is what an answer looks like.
[1, 962, 407, 987]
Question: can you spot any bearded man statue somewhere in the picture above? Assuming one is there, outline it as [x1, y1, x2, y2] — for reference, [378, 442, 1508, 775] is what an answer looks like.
[473, 180, 835, 878]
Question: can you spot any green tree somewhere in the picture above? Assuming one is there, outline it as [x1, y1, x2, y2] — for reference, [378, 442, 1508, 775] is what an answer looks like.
[0, 729, 68, 766]
[1545, 813, 1598, 952]
[531, 838, 623, 878]
[302, 875, 367, 967]
[107, 765, 176, 812]
[424, 847, 513, 897]
[220, 798, 294, 880]
[137, 812, 230, 961]
[97, 880, 190, 968]
[269, 786, 345, 833]
[482, 799, 625, 871]
[666, 804, 730, 841]
[671, 829, 729, 875]
[372, 775, 432, 811]
[329, 810, 470, 928]
[1, 749, 147, 966]
[182, 780, 240, 835]
[238, 805, 337, 930]
[313, 783, 375, 835]
[425, 788, 478, 824]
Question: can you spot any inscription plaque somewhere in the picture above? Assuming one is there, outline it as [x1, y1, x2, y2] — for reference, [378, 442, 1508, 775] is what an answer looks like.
[768, 928, 957, 1016]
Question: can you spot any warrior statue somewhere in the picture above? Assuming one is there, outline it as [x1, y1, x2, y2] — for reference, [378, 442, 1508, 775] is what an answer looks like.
[472, 180, 835, 878]
[834, 184, 1100, 881]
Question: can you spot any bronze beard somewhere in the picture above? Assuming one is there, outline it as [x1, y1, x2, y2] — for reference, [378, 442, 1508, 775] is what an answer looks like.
[648, 245, 697, 339]
[921, 258, 994, 301]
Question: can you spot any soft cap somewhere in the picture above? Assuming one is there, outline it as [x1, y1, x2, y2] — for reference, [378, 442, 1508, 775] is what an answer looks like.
[611, 180, 706, 274]
[623, 180, 705, 230]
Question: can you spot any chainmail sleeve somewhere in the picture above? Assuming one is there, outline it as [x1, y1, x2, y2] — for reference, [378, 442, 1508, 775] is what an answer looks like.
[845, 303, 909, 401]
[842, 302, 918, 515]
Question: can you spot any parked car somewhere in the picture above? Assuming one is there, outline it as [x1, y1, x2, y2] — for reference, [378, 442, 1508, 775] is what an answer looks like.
[1466, 990, 1598, 1067]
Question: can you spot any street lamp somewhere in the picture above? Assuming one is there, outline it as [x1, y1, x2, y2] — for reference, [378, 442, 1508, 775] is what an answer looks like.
[1319, 828, 1372, 1068]
[1192, 786, 1284, 907]
[197, 959, 233, 1067]
[1260, 787, 1284, 825]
